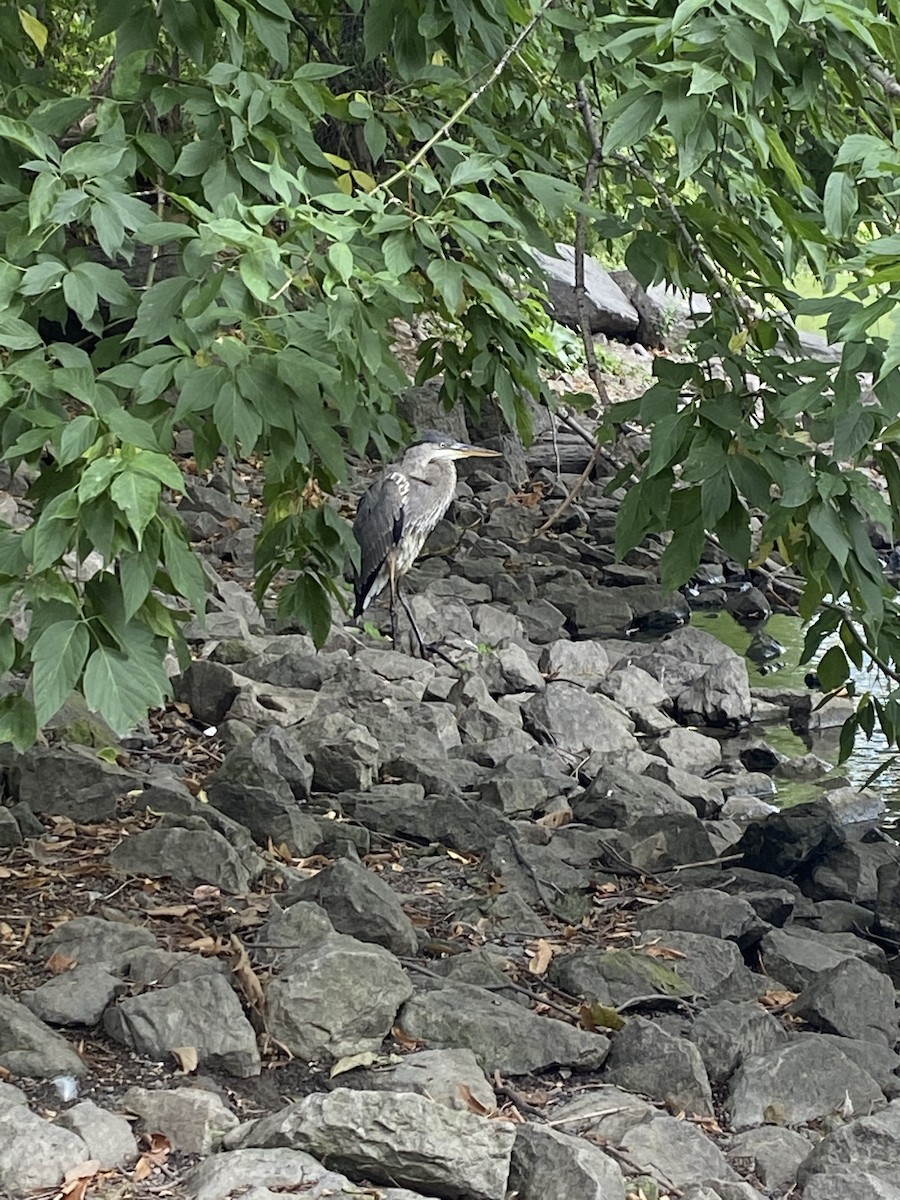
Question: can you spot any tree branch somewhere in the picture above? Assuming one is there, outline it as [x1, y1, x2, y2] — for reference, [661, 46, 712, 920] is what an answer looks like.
[374, 0, 555, 195]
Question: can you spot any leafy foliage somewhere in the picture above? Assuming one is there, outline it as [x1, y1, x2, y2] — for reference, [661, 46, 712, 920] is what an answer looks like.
[2, 0, 900, 749]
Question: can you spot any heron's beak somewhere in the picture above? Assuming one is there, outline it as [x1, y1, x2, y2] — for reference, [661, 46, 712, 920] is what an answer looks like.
[454, 446, 503, 458]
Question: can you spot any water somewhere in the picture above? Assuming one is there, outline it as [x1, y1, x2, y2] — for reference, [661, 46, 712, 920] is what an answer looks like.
[692, 611, 900, 816]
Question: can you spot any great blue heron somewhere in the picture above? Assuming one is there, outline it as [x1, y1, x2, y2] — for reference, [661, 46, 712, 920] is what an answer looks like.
[353, 430, 501, 653]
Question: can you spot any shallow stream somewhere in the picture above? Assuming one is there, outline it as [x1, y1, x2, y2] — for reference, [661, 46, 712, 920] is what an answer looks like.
[692, 611, 900, 820]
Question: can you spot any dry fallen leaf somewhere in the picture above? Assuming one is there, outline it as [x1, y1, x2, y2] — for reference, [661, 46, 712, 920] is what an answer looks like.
[641, 944, 686, 961]
[60, 1159, 101, 1200]
[193, 884, 221, 903]
[536, 808, 572, 829]
[528, 938, 554, 976]
[45, 951, 77, 975]
[390, 1025, 421, 1051]
[579, 1002, 625, 1032]
[758, 988, 797, 1008]
[170, 1045, 198, 1074]
[458, 1083, 494, 1116]
[133, 1132, 170, 1181]
[230, 934, 265, 1016]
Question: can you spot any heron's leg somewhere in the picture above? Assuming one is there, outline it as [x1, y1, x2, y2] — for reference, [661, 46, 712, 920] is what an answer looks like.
[398, 586, 428, 658]
[387, 556, 399, 645]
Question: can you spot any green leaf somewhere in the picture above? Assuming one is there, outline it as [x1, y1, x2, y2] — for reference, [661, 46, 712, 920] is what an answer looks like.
[109, 469, 161, 546]
[0, 115, 58, 161]
[282, 573, 331, 648]
[817, 644, 850, 693]
[60, 143, 126, 178]
[119, 550, 157, 621]
[0, 621, 16, 675]
[82, 645, 156, 734]
[328, 242, 353, 283]
[808, 502, 849, 568]
[0, 317, 43, 351]
[63, 267, 99, 325]
[30, 619, 90, 726]
[0, 694, 38, 750]
[131, 451, 185, 492]
[162, 521, 206, 613]
[603, 92, 662, 154]
[58, 415, 100, 466]
[130, 277, 192, 341]
[78, 456, 122, 502]
[364, 0, 397, 60]
[823, 172, 858, 238]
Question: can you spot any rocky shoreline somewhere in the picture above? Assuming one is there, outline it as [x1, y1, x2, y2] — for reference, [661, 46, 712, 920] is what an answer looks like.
[1, 429, 900, 1200]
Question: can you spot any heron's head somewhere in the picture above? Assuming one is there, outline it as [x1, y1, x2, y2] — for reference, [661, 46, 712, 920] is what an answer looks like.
[413, 431, 502, 462]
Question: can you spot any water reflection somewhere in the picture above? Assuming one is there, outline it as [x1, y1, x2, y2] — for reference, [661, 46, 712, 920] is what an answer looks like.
[691, 611, 900, 819]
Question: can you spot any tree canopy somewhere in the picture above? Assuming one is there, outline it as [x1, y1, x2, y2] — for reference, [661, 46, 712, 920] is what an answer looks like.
[2, 0, 900, 750]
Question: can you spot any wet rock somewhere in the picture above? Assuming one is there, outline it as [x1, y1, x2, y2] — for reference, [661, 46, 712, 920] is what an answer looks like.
[399, 982, 609, 1075]
[38, 915, 156, 972]
[109, 821, 253, 893]
[105, 975, 261, 1078]
[634, 931, 763, 1002]
[788, 956, 898, 1045]
[603, 1017, 714, 1115]
[0, 1104, 90, 1195]
[798, 1098, 900, 1190]
[509, 1123, 625, 1200]
[690, 1001, 788, 1084]
[123, 1085, 239, 1154]
[57, 1099, 137, 1168]
[0, 995, 88, 1078]
[286, 860, 418, 957]
[727, 1038, 884, 1130]
[551, 1086, 739, 1190]
[727, 1126, 814, 1193]
[21, 964, 124, 1026]
[355, 1048, 496, 1113]
[265, 933, 412, 1061]
[726, 586, 771, 625]
[736, 798, 845, 875]
[225, 1087, 516, 1200]
[620, 585, 690, 633]
[635, 890, 769, 950]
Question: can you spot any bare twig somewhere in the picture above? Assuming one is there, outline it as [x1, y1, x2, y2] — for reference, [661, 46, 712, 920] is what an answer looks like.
[374, 0, 555, 196]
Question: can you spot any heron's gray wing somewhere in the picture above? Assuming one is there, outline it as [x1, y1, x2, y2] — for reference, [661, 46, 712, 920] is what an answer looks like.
[353, 470, 406, 616]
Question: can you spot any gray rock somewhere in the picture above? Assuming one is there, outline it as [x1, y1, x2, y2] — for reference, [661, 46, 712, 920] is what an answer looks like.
[809, 840, 898, 904]
[635, 890, 769, 949]
[736, 798, 845, 875]
[601, 663, 669, 711]
[21, 964, 123, 1026]
[876, 859, 900, 939]
[788, 956, 898, 1045]
[675, 657, 752, 726]
[173, 659, 242, 724]
[798, 1098, 900, 1189]
[800, 898, 876, 934]
[511, 598, 567, 643]
[206, 730, 319, 855]
[57, 1099, 137, 1168]
[540, 640, 609, 688]
[801, 1172, 900, 1200]
[265, 933, 412, 1061]
[350, 789, 514, 856]
[0, 1082, 27, 1109]
[8, 744, 135, 818]
[109, 822, 252, 892]
[128, 947, 230, 986]
[286, 859, 418, 956]
[38, 914, 157, 972]
[123, 1085, 239, 1154]
[450, 674, 524, 743]
[258, 900, 335, 952]
[622, 814, 720, 874]
[225, 1087, 516, 1200]
[549, 946, 692, 1007]
[484, 644, 545, 694]
[399, 982, 609, 1075]
[357, 1048, 496, 1113]
[0, 1104, 90, 1195]
[550, 1086, 739, 1189]
[759, 927, 874, 991]
[792, 1031, 900, 1097]
[690, 1001, 788, 1084]
[0, 995, 89, 1078]
[727, 1125, 813, 1192]
[509, 1123, 625, 1200]
[571, 590, 633, 638]
[727, 1038, 884, 1130]
[634, 931, 763, 1002]
[573, 766, 696, 827]
[0, 805, 22, 847]
[603, 1017, 714, 1115]
[183, 1146, 429, 1199]
[654, 727, 721, 773]
[531, 244, 638, 334]
[105, 975, 261, 1077]
[291, 712, 379, 791]
[680, 1186, 767, 1200]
